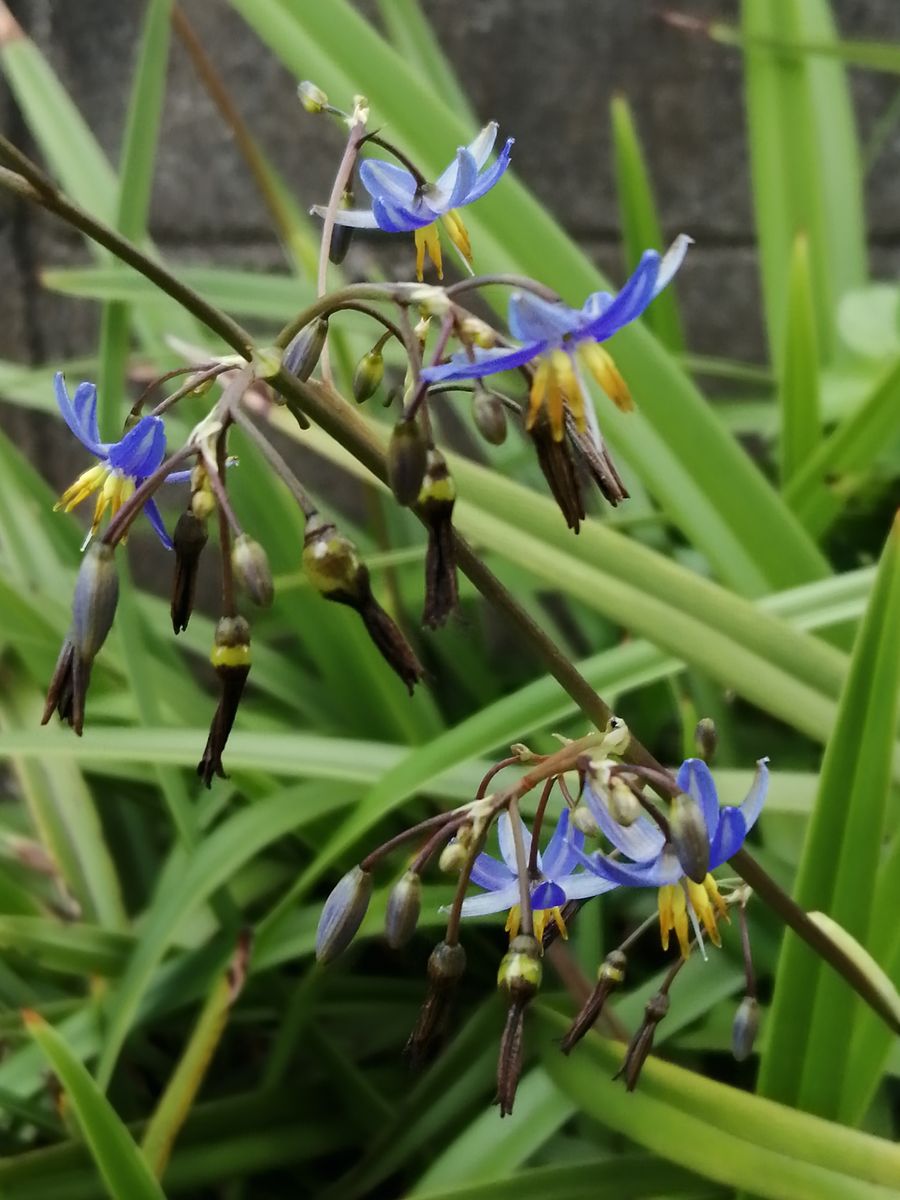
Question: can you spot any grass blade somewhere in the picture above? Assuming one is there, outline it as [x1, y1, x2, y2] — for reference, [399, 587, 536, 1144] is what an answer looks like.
[778, 232, 821, 485]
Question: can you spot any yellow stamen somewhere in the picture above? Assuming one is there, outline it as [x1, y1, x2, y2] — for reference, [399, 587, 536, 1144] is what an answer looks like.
[687, 878, 722, 948]
[526, 357, 552, 432]
[550, 349, 583, 437]
[579, 342, 634, 412]
[441, 209, 472, 263]
[658, 883, 691, 958]
[413, 223, 443, 281]
[705, 874, 730, 923]
[505, 905, 521, 940]
[55, 464, 110, 513]
[506, 903, 567, 947]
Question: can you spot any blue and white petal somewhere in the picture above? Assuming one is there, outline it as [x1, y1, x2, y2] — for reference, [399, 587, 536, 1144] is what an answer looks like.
[584, 783, 666, 862]
[143, 497, 173, 551]
[581, 250, 661, 342]
[737, 757, 769, 835]
[55, 373, 105, 456]
[358, 157, 417, 206]
[107, 415, 166, 477]
[676, 758, 720, 843]
[469, 851, 513, 892]
[507, 291, 580, 343]
[372, 194, 435, 233]
[311, 204, 381, 230]
[458, 881, 520, 917]
[653, 234, 693, 297]
[497, 811, 540, 874]
[420, 339, 546, 385]
[462, 137, 514, 204]
[541, 808, 583, 878]
[428, 147, 477, 211]
[532, 879, 567, 909]
[466, 121, 498, 170]
[555, 870, 619, 900]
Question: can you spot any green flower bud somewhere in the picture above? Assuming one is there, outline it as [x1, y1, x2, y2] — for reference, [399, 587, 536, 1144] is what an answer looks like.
[438, 840, 468, 874]
[497, 934, 543, 1001]
[670, 792, 710, 884]
[571, 804, 600, 837]
[473, 387, 508, 445]
[384, 869, 422, 949]
[302, 513, 365, 603]
[298, 80, 328, 113]
[71, 543, 119, 661]
[315, 866, 373, 964]
[353, 343, 386, 404]
[232, 534, 274, 608]
[387, 418, 428, 506]
[695, 717, 718, 762]
[283, 317, 328, 382]
[607, 776, 642, 827]
[731, 995, 760, 1062]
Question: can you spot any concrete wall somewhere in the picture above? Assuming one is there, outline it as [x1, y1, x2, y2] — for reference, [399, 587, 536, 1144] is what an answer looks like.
[2, 0, 900, 458]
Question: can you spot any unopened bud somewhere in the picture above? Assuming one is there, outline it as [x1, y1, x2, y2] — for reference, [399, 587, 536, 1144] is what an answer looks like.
[473, 387, 508, 445]
[171, 510, 208, 633]
[315, 866, 373, 964]
[438, 839, 468, 873]
[384, 870, 422, 949]
[190, 463, 216, 521]
[298, 80, 328, 113]
[427, 939, 466, 985]
[497, 934, 542, 1000]
[572, 804, 600, 837]
[232, 534, 274, 608]
[731, 995, 760, 1062]
[695, 717, 718, 762]
[602, 715, 630, 756]
[413, 316, 431, 347]
[408, 285, 451, 317]
[71, 543, 119, 660]
[670, 792, 710, 884]
[302, 512, 364, 603]
[459, 317, 495, 348]
[607, 776, 642, 827]
[509, 743, 537, 763]
[387, 419, 428, 506]
[352, 343, 386, 404]
[330, 187, 355, 264]
[283, 317, 328, 382]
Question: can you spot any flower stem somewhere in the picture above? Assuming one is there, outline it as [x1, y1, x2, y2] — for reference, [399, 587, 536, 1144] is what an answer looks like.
[507, 797, 534, 937]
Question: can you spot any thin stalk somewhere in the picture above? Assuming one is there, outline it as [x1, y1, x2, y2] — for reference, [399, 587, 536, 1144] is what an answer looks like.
[228, 405, 317, 518]
[215, 430, 237, 618]
[528, 778, 556, 874]
[507, 797, 533, 937]
[446, 274, 560, 302]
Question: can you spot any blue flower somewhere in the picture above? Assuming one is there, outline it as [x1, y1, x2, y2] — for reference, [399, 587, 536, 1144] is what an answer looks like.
[313, 122, 514, 280]
[53, 373, 185, 549]
[574, 757, 769, 957]
[420, 235, 691, 440]
[459, 808, 616, 941]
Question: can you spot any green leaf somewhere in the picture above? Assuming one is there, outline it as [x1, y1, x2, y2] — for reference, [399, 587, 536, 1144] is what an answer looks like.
[757, 514, 900, 1118]
[742, 0, 866, 365]
[24, 1011, 167, 1200]
[779, 232, 821, 485]
[610, 94, 685, 353]
[375, 0, 477, 127]
[539, 1011, 900, 1199]
[409, 1156, 704, 1200]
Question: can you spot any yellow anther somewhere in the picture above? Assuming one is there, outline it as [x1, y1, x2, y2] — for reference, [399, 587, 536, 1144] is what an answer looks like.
[658, 883, 691, 958]
[55, 464, 109, 513]
[579, 342, 634, 412]
[686, 878, 722, 948]
[505, 904, 521, 940]
[505, 902, 567, 947]
[414, 223, 443, 281]
[441, 209, 472, 263]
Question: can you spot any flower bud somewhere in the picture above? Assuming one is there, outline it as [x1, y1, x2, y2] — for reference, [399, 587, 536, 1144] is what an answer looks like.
[459, 316, 495, 348]
[607, 776, 642, 827]
[329, 187, 354, 264]
[352, 343, 386, 404]
[408, 285, 451, 318]
[171, 510, 208, 633]
[669, 792, 710, 884]
[497, 934, 542, 1001]
[438, 839, 468, 874]
[190, 463, 216, 521]
[283, 317, 328, 382]
[232, 534, 274, 608]
[384, 869, 422, 949]
[427, 939, 466, 985]
[509, 742, 537, 763]
[473, 387, 508, 445]
[695, 717, 718, 762]
[572, 804, 600, 837]
[405, 939, 467, 1068]
[602, 715, 630, 755]
[731, 995, 760, 1062]
[298, 80, 328, 113]
[315, 866, 373, 964]
[387, 419, 428, 506]
[71, 543, 119, 661]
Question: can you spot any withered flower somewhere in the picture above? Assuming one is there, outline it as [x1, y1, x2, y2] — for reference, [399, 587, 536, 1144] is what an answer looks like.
[197, 615, 251, 787]
[302, 513, 424, 693]
[170, 510, 208, 633]
[615, 989, 669, 1092]
[560, 949, 627, 1054]
[528, 414, 586, 532]
[495, 933, 542, 1116]
[417, 447, 458, 629]
[405, 939, 466, 1068]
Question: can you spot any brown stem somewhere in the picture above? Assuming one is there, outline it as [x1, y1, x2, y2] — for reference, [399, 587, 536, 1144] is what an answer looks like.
[507, 798, 533, 937]
[528, 778, 556, 874]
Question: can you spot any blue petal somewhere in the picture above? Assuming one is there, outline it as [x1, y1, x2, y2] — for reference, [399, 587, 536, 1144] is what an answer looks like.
[312, 204, 380, 230]
[532, 879, 566, 909]
[143, 497, 173, 549]
[459, 881, 520, 917]
[429, 147, 477, 211]
[162, 468, 193, 484]
[676, 758, 719, 841]
[709, 807, 748, 868]
[575, 843, 681, 888]
[580, 290, 613, 322]
[653, 234, 692, 297]
[541, 808, 583, 878]
[466, 122, 498, 169]
[72, 382, 101, 450]
[581, 250, 661, 342]
[107, 415, 166, 477]
[507, 291, 580, 342]
[420, 340, 546, 384]
[55, 373, 104, 456]
[584, 783, 666, 861]
[358, 157, 417, 206]
[469, 850, 513, 892]
[372, 194, 435, 233]
[498, 810, 537, 874]
[556, 870, 619, 899]
[463, 137, 514, 204]
[738, 757, 769, 835]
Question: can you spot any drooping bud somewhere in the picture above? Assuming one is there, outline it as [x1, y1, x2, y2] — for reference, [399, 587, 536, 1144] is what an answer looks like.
[329, 186, 355, 264]
[615, 990, 669, 1092]
[607, 776, 643, 827]
[459, 316, 495, 348]
[529, 416, 585, 533]
[232, 534, 274, 608]
[197, 615, 251, 787]
[472, 387, 508, 445]
[352, 336, 387, 404]
[282, 317, 328, 382]
[731, 995, 760, 1062]
[417, 447, 458, 629]
[387, 418, 428, 506]
[190, 463, 216, 521]
[171, 510, 208, 633]
[42, 543, 120, 736]
[497, 934, 542, 1001]
[438, 838, 468, 874]
[298, 80, 329, 113]
[602, 715, 631, 756]
[384, 869, 422, 949]
[406, 940, 466, 1068]
[302, 513, 425, 693]
[669, 792, 710, 884]
[315, 865, 373, 964]
[571, 804, 600, 838]
[695, 717, 718, 762]
[560, 949, 627, 1053]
